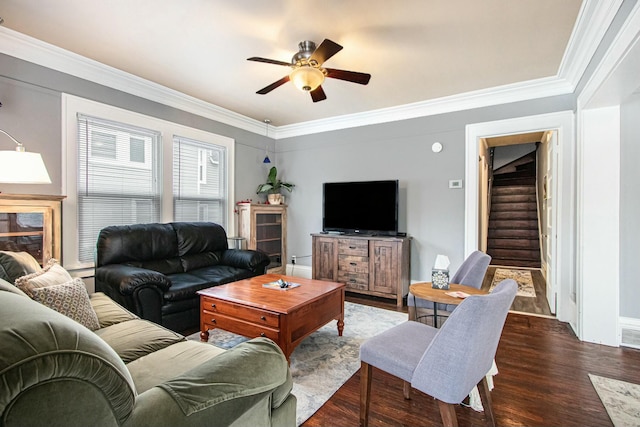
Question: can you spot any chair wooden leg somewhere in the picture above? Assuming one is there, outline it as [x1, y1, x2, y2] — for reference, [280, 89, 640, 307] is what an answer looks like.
[403, 380, 411, 399]
[477, 376, 496, 427]
[437, 400, 458, 427]
[408, 304, 417, 321]
[360, 361, 373, 427]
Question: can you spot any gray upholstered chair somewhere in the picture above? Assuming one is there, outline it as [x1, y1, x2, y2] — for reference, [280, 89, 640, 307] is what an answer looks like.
[407, 250, 492, 325]
[360, 279, 517, 427]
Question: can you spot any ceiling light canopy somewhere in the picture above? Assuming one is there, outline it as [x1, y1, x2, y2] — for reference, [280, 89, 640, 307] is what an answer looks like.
[289, 66, 325, 92]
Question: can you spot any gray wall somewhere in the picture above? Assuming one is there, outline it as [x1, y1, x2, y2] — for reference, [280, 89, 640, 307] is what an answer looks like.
[0, 54, 274, 210]
[278, 95, 574, 280]
[620, 92, 640, 318]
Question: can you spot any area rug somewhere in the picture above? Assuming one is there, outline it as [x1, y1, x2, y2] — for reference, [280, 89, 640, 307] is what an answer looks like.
[489, 268, 536, 297]
[187, 301, 407, 426]
[589, 374, 640, 427]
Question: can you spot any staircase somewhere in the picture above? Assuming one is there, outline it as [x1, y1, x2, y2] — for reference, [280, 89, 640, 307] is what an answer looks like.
[487, 155, 541, 268]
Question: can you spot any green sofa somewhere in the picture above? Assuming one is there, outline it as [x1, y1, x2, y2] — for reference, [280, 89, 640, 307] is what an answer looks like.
[0, 278, 296, 427]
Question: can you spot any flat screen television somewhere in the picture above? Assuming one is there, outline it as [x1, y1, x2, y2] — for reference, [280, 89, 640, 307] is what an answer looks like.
[322, 180, 399, 236]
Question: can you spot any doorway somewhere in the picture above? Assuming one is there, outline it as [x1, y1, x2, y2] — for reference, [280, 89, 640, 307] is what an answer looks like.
[479, 131, 554, 316]
[464, 111, 576, 329]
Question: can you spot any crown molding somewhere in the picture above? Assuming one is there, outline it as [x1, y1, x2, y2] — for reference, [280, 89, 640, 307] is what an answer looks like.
[0, 0, 618, 140]
[557, 0, 625, 85]
[275, 76, 574, 139]
[0, 26, 266, 135]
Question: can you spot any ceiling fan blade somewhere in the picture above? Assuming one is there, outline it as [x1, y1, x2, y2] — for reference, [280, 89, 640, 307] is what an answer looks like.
[310, 39, 343, 66]
[310, 85, 327, 102]
[325, 68, 371, 85]
[247, 57, 292, 67]
[256, 76, 290, 94]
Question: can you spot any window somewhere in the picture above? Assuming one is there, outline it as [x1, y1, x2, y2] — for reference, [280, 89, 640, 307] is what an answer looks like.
[63, 95, 235, 272]
[130, 137, 146, 163]
[173, 136, 226, 223]
[76, 114, 161, 263]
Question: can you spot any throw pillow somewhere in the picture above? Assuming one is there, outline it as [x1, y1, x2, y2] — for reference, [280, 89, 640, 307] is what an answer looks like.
[15, 259, 73, 297]
[0, 250, 43, 284]
[30, 278, 101, 331]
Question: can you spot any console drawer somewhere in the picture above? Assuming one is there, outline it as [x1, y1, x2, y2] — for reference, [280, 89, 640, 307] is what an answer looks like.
[338, 255, 369, 274]
[201, 296, 280, 328]
[338, 271, 369, 290]
[338, 239, 368, 256]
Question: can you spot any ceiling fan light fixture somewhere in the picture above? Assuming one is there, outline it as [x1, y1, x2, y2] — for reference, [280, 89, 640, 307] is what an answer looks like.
[290, 66, 325, 92]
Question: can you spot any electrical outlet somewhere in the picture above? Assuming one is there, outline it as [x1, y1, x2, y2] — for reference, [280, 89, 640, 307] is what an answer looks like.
[291, 255, 296, 264]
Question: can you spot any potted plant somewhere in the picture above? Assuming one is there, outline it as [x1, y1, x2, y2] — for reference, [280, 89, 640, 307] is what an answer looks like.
[256, 166, 294, 205]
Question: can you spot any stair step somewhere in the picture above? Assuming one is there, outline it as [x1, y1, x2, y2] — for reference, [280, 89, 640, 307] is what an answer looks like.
[487, 238, 540, 249]
[488, 228, 539, 239]
[491, 202, 537, 212]
[492, 185, 536, 195]
[489, 219, 538, 230]
[487, 248, 541, 261]
[492, 194, 537, 204]
[490, 210, 538, 220]
[490, 258, 541, 268]
[493, 177, 536, 186]
[494, 168, 536, 179]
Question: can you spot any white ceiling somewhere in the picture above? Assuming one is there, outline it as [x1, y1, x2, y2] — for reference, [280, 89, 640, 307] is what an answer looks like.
[0, 0, 583, 127]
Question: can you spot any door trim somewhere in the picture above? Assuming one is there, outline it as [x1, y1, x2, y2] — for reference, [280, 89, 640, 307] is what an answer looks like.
[465, 111, 576, 330]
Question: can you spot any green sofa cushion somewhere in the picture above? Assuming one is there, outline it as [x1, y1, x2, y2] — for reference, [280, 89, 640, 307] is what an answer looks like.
[91, 291, 139, 328]
[158, 338, 288, 416]
[0, 277, 29, 297]
[126, 340, 225, 393]
[94, 319, 185, 363]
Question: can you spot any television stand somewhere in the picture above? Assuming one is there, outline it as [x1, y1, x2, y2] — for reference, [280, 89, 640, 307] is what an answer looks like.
[311, 233, 411, 307]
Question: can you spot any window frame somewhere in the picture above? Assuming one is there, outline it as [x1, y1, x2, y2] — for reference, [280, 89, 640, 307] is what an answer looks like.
[62, 94, 235, 274]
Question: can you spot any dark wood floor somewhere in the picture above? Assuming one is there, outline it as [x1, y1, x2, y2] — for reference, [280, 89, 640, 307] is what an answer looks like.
[302, 292, 640, 426]
[482, 266, 552, 316]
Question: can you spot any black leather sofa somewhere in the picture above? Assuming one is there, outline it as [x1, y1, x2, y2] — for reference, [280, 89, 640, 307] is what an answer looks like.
[95, 222, 270, 332]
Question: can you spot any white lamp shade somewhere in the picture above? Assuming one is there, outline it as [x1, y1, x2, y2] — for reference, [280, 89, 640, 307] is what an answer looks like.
[290, 66, 325, 92]
[0, 150, 52, 184]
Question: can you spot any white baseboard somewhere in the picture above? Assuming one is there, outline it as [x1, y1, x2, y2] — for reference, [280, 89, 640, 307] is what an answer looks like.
[286, 264, 312, 279]
[620, 317, 640, 349]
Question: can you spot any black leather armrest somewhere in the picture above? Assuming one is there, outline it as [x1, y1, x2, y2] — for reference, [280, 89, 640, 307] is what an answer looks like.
[220, 249, 271, 273]
[95, 264, 172, 295]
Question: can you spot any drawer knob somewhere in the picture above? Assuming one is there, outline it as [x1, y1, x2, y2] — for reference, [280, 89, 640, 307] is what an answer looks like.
[211, 303, 216, 309]
[349, 246, 356, 249]
[260, 316, 267, 321]
[211, 318, 216, 324]
[260, 332, 266, 337]
[350, 262, 357, 266]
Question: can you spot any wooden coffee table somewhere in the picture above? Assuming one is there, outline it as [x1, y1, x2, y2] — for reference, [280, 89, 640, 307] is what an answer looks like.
[198, 274, 345, 361]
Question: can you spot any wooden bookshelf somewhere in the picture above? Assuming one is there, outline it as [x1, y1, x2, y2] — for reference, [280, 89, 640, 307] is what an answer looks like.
[0, 194, 65, 265]
[237, 203, 287, 274]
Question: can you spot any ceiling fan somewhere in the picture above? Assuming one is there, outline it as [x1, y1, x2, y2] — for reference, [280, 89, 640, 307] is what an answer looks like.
[247, 39, 371, 102]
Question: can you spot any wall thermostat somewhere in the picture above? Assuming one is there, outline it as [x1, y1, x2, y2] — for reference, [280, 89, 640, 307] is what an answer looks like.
[449, 179, 463, 189]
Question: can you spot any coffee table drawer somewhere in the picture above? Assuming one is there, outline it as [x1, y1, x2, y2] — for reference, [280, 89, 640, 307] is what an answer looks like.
[202, 312, 280, 341]
[201, 296, 280, 328]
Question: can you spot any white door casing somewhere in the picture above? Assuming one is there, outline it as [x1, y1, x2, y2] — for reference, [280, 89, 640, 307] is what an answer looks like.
[465, 111, 576, 330]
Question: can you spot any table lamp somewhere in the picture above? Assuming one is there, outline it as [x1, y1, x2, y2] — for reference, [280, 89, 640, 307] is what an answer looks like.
[0, 129, 51, 184]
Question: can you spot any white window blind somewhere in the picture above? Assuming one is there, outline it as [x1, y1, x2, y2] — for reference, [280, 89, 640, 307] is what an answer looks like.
[173, 136, 226, 223]
[77, 114, 161, 263]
